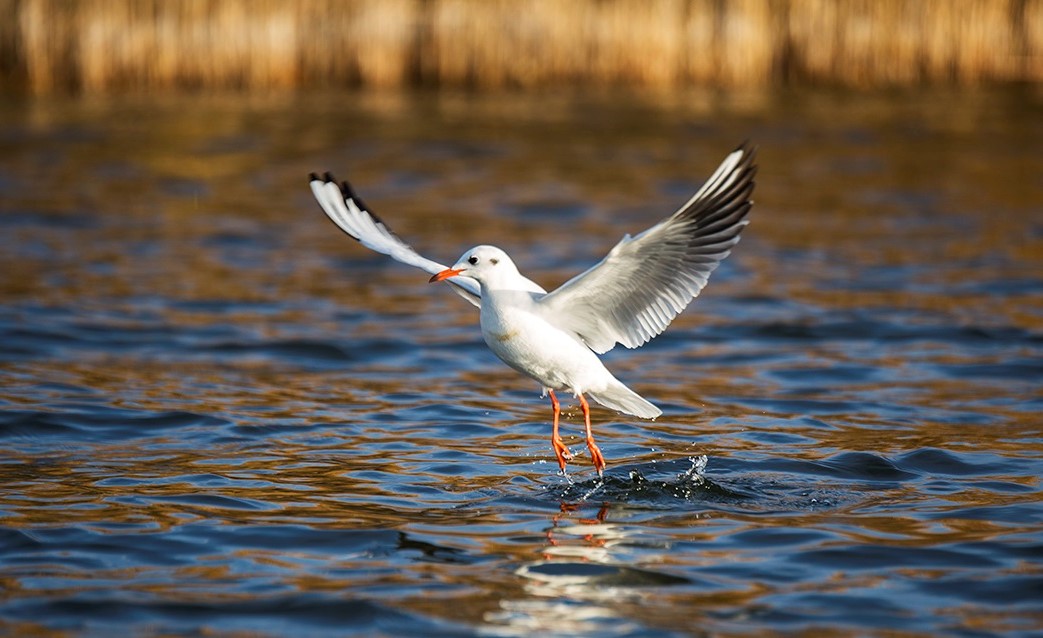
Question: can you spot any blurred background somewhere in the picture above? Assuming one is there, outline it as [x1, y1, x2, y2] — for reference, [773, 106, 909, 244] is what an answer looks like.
[3, 0, 1042, 93]
[1, 2, 1041, 637]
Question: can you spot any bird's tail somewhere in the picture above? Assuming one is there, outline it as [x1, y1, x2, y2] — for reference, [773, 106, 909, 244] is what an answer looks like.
[587, 381, 662, 420]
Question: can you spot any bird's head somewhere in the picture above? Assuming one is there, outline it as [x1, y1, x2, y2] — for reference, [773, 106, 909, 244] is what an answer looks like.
[430, 245, 518, 286]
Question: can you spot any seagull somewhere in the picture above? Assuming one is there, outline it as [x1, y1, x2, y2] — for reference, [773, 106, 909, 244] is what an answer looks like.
[310, 143, 756, 476]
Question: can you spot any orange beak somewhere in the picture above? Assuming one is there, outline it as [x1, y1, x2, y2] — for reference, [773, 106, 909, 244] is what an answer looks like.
[429, 268, 464, 283]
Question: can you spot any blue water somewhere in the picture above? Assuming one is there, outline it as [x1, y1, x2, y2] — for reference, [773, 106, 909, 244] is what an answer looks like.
[1, 88, 1041, 636]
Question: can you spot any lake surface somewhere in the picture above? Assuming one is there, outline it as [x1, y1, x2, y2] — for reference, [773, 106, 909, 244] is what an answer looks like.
[1, 87, 1041, 637]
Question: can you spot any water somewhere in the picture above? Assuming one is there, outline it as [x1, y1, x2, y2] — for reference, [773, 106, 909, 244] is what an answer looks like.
[1, 88, 1041, 637]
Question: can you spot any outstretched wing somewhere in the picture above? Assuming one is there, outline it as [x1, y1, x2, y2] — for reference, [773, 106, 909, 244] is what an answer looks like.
[309, 173, 481, 307]
[538, 143, 756, 353]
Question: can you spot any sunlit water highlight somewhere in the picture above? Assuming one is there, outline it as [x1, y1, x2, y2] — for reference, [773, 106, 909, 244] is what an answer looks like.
[1, 88, 1041, 636]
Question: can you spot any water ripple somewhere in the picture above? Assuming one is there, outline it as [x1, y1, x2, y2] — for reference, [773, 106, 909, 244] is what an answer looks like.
[1, 89, 1041, 637]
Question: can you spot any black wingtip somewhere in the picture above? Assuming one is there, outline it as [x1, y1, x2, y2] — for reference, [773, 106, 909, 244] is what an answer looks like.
[338, 178, 375, 217]
[731, 140, 758, 181]
[314, 170, 381, 221]
[735, 139, 758, 158]
[340, 180, 357, 200]
[310, 171, 363, 243]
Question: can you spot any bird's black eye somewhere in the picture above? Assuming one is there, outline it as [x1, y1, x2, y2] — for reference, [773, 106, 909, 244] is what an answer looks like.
[490, 258, 499, 265]
[468, 256, 479, 265]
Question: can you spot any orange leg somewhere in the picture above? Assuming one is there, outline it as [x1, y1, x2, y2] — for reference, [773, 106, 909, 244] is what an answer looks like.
[578, 393, 606, 476]
[549, 390, 572, 472]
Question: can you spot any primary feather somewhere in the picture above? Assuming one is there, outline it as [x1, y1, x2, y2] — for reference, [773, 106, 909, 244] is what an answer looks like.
[309, 173, 482, 307]
[538, 143, 756, 353]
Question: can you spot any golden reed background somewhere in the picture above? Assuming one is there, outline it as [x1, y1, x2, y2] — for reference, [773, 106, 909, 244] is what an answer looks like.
[2, 0, 1041, 93]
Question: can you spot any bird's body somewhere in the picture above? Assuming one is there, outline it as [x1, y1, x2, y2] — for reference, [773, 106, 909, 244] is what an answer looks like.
[471, 250, 660, 420]
[310, 143, 757, 475]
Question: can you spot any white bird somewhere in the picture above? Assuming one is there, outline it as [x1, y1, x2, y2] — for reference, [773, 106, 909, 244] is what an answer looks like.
[310, 143, 756, 475]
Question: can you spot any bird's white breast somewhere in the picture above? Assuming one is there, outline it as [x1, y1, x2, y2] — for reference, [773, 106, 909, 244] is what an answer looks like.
[479, 289, 613, 394]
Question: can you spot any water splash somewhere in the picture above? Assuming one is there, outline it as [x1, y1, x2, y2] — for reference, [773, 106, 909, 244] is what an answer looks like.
[679, 454, 708, 483]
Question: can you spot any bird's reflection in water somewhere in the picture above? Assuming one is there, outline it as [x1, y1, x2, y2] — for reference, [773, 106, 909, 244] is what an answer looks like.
[542, 502, 614, 561]
[486, 501, 690, 635]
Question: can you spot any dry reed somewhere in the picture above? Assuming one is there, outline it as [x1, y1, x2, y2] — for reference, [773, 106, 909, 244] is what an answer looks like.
[2, 0, 1040, 94]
